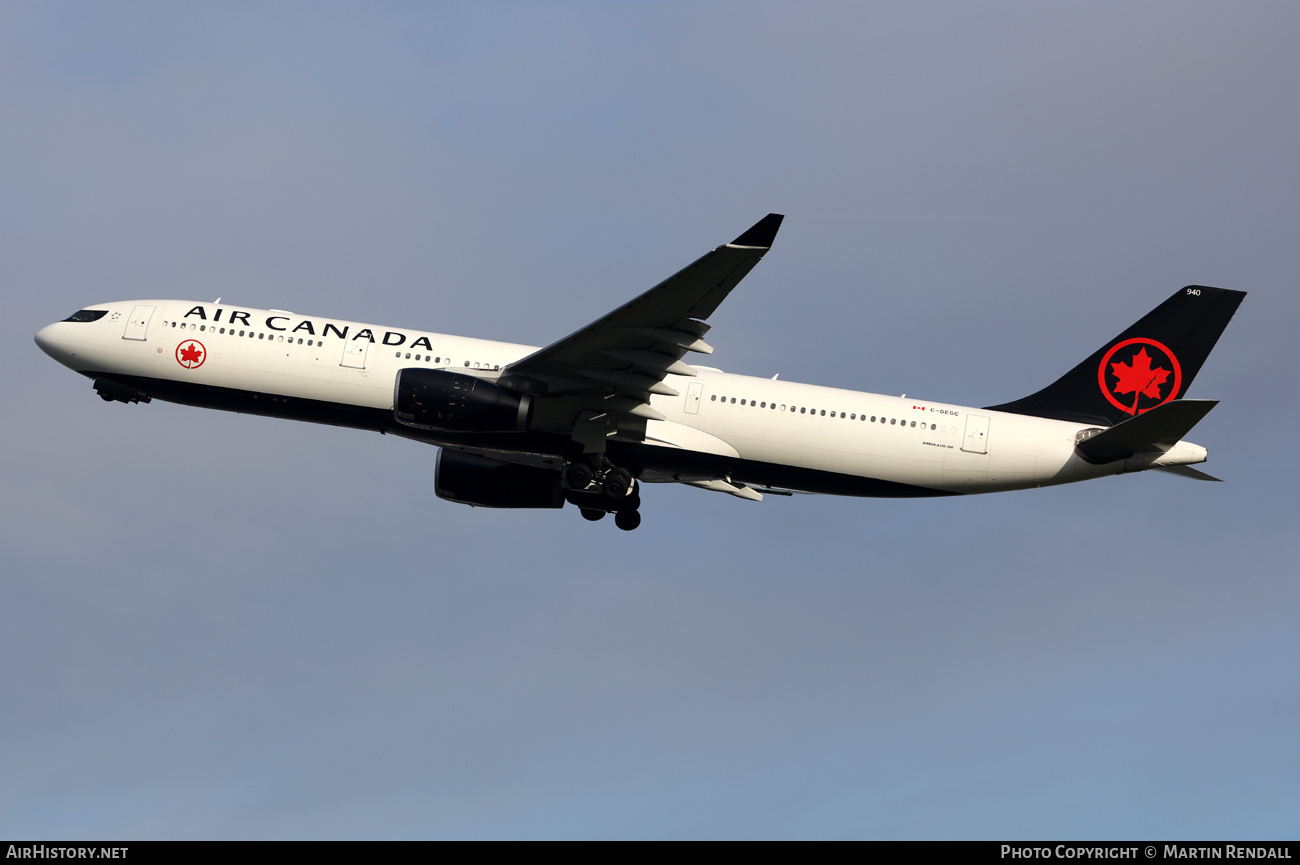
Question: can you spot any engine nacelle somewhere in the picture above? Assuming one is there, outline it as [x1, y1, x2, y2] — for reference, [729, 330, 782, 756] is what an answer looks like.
[93, 377, 150, 404]
[434, 450, 564, 509]
[394, 369, 531, 433]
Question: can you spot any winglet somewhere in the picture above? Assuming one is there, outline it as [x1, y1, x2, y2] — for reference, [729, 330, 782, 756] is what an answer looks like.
[729, 213, 784, 248]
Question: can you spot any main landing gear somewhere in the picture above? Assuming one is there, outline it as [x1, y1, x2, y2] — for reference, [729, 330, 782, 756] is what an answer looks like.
[563, 459, 642, 531]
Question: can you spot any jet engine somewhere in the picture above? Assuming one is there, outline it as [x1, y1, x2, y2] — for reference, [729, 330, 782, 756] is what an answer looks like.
[394, 369, 531, 433]
[434, 449, 564, 509]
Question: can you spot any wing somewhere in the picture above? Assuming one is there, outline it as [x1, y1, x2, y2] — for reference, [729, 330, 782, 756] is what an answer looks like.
[500, 214, 783, 432]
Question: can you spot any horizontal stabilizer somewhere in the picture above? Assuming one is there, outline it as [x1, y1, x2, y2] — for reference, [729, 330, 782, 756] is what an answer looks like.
[1076, 399, 1217, 464]
[1152, 464, 1223, 482]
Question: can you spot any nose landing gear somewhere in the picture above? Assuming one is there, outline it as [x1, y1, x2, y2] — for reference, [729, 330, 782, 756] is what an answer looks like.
[563, 459, 642, 530]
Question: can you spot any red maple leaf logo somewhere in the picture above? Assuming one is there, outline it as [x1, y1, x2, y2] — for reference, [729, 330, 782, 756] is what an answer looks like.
[1097, 338, 1182, 416]
[179, 343, 203, 364]
[1110, 346, 1170, 415]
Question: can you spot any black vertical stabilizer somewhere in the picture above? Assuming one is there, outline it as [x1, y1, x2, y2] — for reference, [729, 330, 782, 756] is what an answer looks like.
[985, 286, 1245, 426]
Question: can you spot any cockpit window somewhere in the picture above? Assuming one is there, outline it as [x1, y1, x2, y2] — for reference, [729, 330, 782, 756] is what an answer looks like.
[63, 309, 108, 323]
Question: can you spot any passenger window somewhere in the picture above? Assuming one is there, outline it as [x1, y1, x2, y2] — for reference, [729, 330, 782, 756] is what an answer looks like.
[730, 398, 736, 404]
[890, 418, 896, 425]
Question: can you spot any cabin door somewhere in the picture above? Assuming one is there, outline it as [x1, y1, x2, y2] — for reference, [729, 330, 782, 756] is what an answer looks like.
[340, 338, 369, 369]
[122, 305, 155, 341]
[684, 381, 703, 414]
[961, 414, 990, 454]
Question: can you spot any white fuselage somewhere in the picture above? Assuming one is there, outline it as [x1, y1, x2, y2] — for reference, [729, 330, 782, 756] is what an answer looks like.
[34, 299, 1208, 497]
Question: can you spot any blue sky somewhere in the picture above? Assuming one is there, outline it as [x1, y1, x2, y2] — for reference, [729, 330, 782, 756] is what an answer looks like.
[2, 1, 1298, 839]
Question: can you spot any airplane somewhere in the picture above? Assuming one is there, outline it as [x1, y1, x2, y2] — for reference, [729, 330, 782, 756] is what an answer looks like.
[34, 214, 1245, 531]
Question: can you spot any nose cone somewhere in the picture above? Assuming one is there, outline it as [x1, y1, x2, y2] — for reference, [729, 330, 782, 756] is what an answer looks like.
[34, 322, 59, 357]
[35, 322, 76, 368]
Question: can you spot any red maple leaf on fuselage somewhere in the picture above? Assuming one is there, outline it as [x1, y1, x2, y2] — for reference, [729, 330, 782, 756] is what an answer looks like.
[179, 343, 203, 364]
[1110, 347, 1169, 400]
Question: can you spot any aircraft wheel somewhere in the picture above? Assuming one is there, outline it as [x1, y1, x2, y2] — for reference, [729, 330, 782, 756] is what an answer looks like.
[564, 462, 593, 490]
[580, 508, 605, 522]
[614, 509, 641, 531]
[602, 467, 632, 503]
